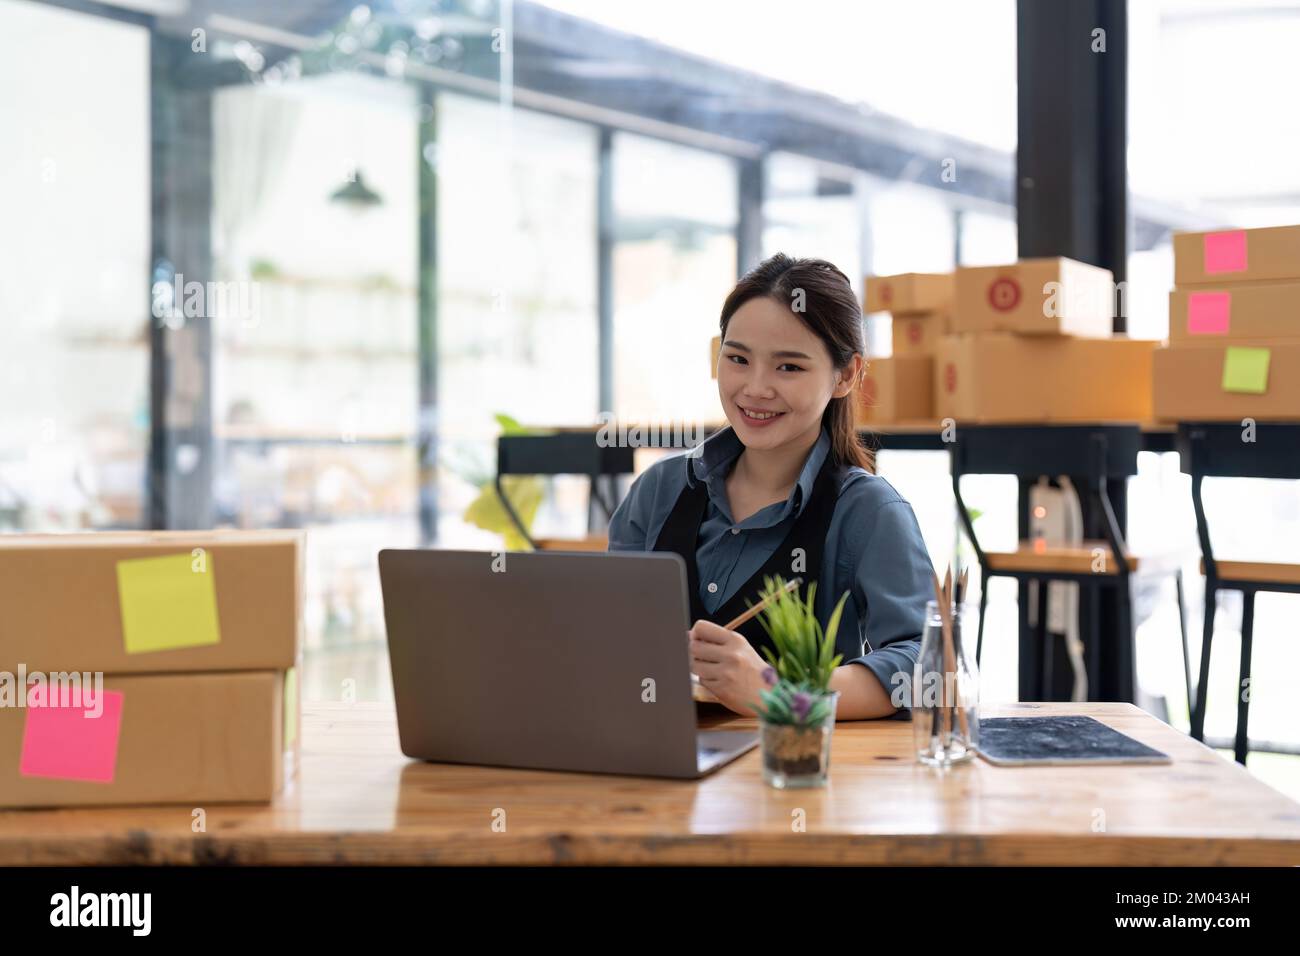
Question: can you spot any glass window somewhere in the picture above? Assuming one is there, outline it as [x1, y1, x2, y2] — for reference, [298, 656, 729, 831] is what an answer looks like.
[435, 92, 599, 546]
[860, 182, 957, 356]
[762, 153, 863, 290]
[958, 210, 1017, 267]
[867, 184, 957, 276]
[536, 0, 1016, 150]
[211, 72, 421, 651]
[0, 0, 149, 531]
[1129, 1, 1300, 336]
[612, 132, 737, 426]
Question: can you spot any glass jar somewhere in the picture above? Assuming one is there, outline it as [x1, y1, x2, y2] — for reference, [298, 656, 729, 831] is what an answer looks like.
[759, 690, 840, 788]
[912, 601, 980, 766]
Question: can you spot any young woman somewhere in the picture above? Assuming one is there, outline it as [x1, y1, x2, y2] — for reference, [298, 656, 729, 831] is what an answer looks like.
[608, 253, 934, 720]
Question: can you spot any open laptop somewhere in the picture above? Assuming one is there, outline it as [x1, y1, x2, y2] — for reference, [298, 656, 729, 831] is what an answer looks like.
[378, 548, 758, 779]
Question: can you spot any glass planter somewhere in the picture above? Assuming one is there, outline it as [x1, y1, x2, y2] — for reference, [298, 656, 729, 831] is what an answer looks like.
[912, 601, 980, 767]
[759, 690, 840, 788]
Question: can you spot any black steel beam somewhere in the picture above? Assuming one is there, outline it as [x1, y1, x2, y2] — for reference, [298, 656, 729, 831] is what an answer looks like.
[149, 35, 215, 530]
[597, 128, 615, 416]
[1014, 0, 1133, 705]
[1017, 0, 1129, 303]
[417, 86, 439, 546]
[737, 157, 764, 277]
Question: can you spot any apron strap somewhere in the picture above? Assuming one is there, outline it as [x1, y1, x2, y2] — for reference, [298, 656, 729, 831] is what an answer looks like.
[653, 450, 845, 658]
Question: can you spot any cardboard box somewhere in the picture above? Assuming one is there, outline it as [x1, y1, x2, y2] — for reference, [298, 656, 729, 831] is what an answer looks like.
[0, 531, 302, 674]
[0, 670, 295, 808]
[935, 333, 1155, 423]
[860, 356, 934, 424]
[864, 272, 953, 315]
[953, 258, 1115, 337]
[1174, 225, 1300, 286]
[892, 310, 950, 356]
[852, 366, 875, 426]
[1169, 282, 1300, 345]
[710, 335, 721, 379]
[1153, 341, 1300, 421]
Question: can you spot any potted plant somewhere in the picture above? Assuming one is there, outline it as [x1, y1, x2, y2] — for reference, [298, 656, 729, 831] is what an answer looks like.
[749, 574, 850, 789]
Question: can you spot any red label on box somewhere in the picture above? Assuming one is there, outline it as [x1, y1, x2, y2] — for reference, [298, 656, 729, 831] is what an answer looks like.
[944, 362, 958, 394]
[988, 276, 1020, 311]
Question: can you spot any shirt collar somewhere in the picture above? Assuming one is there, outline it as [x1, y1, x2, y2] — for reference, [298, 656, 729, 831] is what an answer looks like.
[684, 424, 831, 521]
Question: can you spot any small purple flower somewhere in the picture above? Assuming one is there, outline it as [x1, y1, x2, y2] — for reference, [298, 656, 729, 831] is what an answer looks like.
[761, 666, 777, 687]
[792, 691, 812, 721]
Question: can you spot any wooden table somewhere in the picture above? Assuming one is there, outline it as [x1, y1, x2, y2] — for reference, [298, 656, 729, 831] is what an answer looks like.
[1, 701, 1297, 866]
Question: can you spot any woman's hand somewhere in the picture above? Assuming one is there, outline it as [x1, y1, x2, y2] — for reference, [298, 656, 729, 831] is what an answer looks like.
[689, 620, 773, 717]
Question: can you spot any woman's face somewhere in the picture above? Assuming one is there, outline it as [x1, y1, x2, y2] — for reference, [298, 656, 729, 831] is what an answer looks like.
[717, 295, 859, 451]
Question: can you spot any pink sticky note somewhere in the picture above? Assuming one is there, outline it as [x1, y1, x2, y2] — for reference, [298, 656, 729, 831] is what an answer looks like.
[1203, 230, 1247, 275]
[1187, 291, 1231, 335]
[20, 689, 124, 784]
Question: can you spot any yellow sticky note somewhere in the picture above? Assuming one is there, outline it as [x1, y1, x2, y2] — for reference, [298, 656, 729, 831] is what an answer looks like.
[1222, 346, 1270, 394]
[283, 666, 298, 748]
[116, 553, 221, 654]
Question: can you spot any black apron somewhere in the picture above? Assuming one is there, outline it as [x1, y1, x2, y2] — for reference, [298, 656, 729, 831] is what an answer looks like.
[652, 450, 845, 660]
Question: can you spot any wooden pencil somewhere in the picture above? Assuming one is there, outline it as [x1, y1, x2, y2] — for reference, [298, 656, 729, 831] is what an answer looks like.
[940, 570, 957, 745]
[723, 576, 802, 631]
[691, 577, 802, 703]
[931, 571, 952, 742]
[950, 565, 971, 742]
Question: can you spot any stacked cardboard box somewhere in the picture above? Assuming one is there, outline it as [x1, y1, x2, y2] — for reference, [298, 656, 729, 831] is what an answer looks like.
[857, 354, 935, 425]
[0, 530, 302, 808]
[936, 332, 1156, 423]
[858, 272, 953, 424]
[934, 257, 1156, 423]
[1155, 225, 1300, 421]
[950, 258, 1114, 337]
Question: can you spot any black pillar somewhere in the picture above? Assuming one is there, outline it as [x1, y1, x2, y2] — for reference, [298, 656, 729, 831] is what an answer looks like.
[149, 36, 214, 530]
[417, 86, 439, 546]
[1017, 0, 1128, 300]
[595, 128, 616, 531]
[736, 157, 764, 277]
[597, 128, 614, 415]
[1015, 0, 1132, 703]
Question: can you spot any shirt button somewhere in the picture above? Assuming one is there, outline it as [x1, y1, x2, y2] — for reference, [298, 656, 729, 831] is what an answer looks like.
[707, 582, 718, 593]
[730, 527, 740, 535]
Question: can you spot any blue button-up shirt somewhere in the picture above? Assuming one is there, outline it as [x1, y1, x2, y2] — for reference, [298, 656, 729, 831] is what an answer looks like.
[608, 424, 934, 718]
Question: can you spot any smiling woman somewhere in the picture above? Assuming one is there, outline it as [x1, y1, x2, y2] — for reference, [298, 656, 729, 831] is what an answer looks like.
[608, 254, 937, 722]
[717, 255, 872, 478]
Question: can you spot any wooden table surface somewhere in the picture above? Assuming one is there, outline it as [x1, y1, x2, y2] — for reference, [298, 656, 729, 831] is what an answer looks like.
[1, 701, 1297, 866]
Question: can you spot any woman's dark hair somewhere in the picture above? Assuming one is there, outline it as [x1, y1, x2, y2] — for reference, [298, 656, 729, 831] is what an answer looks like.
[719, 253, 874, 473]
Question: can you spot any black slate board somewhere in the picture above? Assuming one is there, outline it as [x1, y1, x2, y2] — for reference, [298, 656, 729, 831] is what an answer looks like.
[976, 715, 1171, 766]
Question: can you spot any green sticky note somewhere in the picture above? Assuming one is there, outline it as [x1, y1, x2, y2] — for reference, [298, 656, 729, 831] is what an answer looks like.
[116, 553, 221, 654]
[1222, 346, 1270, 394]
[283, 666, 298, 748]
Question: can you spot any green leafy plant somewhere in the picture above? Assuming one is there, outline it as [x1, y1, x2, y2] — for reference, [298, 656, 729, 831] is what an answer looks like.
[748, 574, 849, 726]
[460, 413, 548, 551]
[248, 258, 280, 280]
[956, 506, 984, 585]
